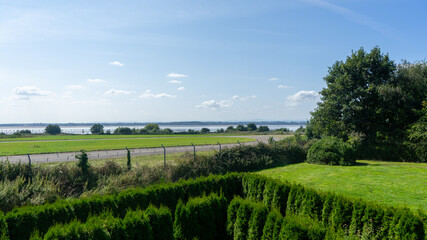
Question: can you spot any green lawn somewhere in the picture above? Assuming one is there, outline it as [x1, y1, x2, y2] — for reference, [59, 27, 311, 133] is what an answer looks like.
[258, 160, 427, 212]
[0, 134, 211, 142]
[0, 136, 253, 156]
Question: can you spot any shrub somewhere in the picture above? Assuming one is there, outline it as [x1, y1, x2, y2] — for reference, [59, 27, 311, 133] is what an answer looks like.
[123, 210, 153, 240]
[247, 204, 268, 240]
[307, 136, 355, 165]
[261, 209, 282, 240]
[279, 215, 326, 240]
[44, 125, 61, 135]
[226, 197, 243, 236]
[90, 124, 104, 134]
[113, 127, 132, 135]
[173, 193, 227, 240]
[233, 200, 254, 240]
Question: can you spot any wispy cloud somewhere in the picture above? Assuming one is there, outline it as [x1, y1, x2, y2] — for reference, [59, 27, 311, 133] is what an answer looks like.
[277, 85, 290, 89]
[269, 77, 279, 81]
[285, 90, 319, 107]
[104, 89, 130, 96]
[303, 0, 393, 36]
[87, 78, 105, 83]
[177, 87, 185, 91]
[13, 86, 55, 100]
[232, 95, 257, 101]
[169, 80, 182, 84]
[66, 85, 84, 90]
[196, 99, 232, 110]
[139, 90, 175, 99]
[167, 73, 187, 78]
[109, 61, 124, 67]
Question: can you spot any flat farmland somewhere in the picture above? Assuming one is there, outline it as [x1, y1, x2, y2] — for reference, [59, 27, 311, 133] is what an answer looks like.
[0, 136, 254, 156]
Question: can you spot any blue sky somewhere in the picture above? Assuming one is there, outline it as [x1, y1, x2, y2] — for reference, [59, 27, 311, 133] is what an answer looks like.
[0, 0, 426, 123]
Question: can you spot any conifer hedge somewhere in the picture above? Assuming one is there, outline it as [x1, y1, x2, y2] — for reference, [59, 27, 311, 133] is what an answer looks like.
[0, 172, 425, 239]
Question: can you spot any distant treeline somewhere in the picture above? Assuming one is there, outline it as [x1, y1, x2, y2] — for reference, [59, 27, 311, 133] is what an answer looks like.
[1, 123, 296, 136]
[0, 121, 306, 128]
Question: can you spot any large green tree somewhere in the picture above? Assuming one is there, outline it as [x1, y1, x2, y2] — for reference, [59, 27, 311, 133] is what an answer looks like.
[90, 124, 104, 134]
[308, 47, 426, 160]
[45, 124, 61, 135]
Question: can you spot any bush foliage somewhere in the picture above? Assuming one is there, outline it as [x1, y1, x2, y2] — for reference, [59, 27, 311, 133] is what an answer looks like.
[307, 136, 355, 166]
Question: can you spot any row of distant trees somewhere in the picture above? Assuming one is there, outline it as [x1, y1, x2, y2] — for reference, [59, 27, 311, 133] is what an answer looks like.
[10, 123, 290, 135]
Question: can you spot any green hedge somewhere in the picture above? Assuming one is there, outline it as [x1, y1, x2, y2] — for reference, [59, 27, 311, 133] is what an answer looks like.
[1, 173, 243, 240]
[241, 174, 425, 239]
[278, 215, 326, 240]
[41, 206, 173, 240]
[1, 172, 425, 239]
[173, 193, 227, 240]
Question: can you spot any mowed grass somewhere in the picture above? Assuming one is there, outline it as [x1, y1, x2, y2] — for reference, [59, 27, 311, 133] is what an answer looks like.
[0, 136, 253, 156]
[258, 160, 427, 212]
[0, 134, 208, 142]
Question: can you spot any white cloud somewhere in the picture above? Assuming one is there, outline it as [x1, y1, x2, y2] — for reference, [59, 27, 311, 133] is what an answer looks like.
[139, 90, 176, 99]
[277, 85, 290, 89]
[13, 86, 54, 100]
[87, 78, 105, 83]
[66, 85, 84, 90]
[285, 90, 319, 107]
[104, 89, 131, 96]
[109, 61, 124, 67]
[269, 77, 279, 81]
[167, 73, 188, 78]
[169, 80, 182, 84]
[232, 95, 257, 101]
[196, 99, 232, 110]
[177, 87, 185, 91]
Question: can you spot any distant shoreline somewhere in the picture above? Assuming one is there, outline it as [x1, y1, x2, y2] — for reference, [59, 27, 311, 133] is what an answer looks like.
[0, 121, 306, 128]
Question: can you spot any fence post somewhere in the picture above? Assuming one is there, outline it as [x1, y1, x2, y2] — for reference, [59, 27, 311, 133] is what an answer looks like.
[256, 139, 260, 146]
[191, 143, 196, 162]
[161, 144, 166, 167]
[126, 147, 131, 170]
[27, 154, 32, 184]
[237, 140, 241, 148]
[217, 141, 221, 154]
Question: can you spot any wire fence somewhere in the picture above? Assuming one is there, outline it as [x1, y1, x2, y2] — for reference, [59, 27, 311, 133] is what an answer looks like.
[0, 141, 258, 165]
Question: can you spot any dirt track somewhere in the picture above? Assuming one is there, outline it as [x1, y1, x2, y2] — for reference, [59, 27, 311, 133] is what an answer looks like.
[2, 135, 284, 164]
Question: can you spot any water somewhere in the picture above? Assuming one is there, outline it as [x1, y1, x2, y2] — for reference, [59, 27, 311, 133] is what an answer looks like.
[0, 124, 305, 135]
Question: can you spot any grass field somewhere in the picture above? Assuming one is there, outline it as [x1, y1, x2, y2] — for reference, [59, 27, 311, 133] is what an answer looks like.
[0, 134, 211, 142]
[0, 136, 253, 156]
[258, 160, 427, 212]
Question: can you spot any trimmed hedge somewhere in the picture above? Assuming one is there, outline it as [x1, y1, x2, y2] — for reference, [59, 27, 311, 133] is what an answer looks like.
[1, 173, 243, 240]
[278, 215, 326, 240]
[42, 206, 173, 240]
[173, 193, 227, 240]
[240, 174, 425, 239]
[1, 172, 425, 239]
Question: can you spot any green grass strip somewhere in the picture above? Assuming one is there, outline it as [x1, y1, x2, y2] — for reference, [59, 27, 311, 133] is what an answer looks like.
[0, 136, 254, 156]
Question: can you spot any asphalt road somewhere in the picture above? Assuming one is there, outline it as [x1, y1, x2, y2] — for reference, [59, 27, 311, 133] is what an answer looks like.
[2, 135, 284, 164]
